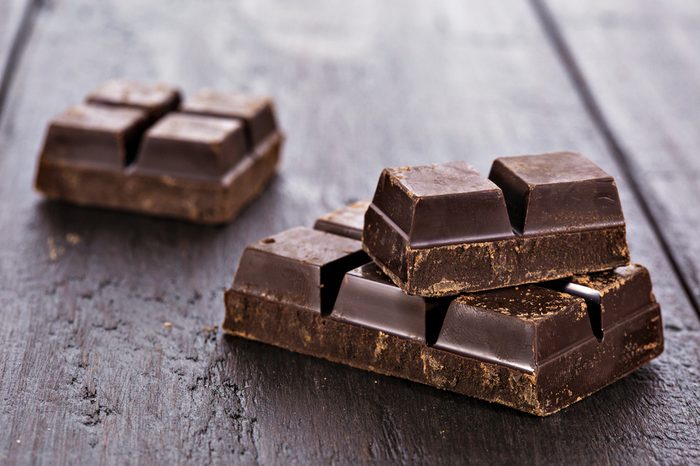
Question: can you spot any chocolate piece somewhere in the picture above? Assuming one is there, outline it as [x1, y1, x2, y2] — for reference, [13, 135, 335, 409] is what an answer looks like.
[371, 162, 514, 246]
[86, 79, 181, 123]
[546, 264, 654, 340]
[181, 90, 278, 149]
[332, 262, 448, 342]
[313, 200, 370, 240]
[34, 80, 284, 224]
[39, 104, 148, 169]
[132, 113, 246, 180]
[233, 227, 369, 314]
[363, 154, 629, 297]
[488, 152, 624, 234]
[224, 221, 663, 416]
[434, 287, 593, 372]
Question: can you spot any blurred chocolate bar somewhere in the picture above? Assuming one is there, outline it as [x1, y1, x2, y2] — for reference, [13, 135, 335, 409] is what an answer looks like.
[35, 79, 284, 224]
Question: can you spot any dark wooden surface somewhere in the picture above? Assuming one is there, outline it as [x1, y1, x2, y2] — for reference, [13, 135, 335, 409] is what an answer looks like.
[0, 0, 32, 114]
[544, 0, 700, 310]
[0, 0, 24, 67]
[0, 1, 698, 464]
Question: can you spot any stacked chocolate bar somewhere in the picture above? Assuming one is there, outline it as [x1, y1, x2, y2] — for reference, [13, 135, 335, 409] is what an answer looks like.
[35, 80, 284, 224]
[223, 153, 663, 416]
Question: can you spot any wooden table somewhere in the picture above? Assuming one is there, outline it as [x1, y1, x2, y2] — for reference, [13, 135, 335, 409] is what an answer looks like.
[1, 1, 698, 464]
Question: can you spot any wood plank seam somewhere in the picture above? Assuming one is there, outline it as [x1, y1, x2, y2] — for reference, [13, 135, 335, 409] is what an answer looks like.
[528, 0, 700, 320]
[0, 0, 42, 124]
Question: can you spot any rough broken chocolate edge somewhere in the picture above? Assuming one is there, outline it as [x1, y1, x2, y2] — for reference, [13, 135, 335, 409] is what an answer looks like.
[223, 288, 663, 416]
[34, 131, 284, 224]
[363, 205, 630, 297]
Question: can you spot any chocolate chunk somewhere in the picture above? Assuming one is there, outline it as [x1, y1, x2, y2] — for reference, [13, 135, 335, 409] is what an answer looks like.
[363, 154, 630, 297]
[370, 161, 514, 247]
[433, 286, 591, 372]
[132, 113, 247, 180]
[34, 81, 284, 224]
[557, 264, 653, 338]
[233, 227, 368, 314]
[86, 79, 181, 123]
[488, 152, 624, 234]
[181, 90, 278, 149]
[313, 200, 370, 240]
[332, 262, 448, 342]
[224, 214, 663, 415]
[38, 104, 148, 169]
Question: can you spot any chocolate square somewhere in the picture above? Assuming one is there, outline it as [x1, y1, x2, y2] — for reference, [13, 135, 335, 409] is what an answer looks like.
[132, 113, 246, 180]
[369, 161, 514, 247]
[233, 227, 368, 314]
[39, 104, 147, 169]
[86, 79, 181, 122]
[434, 286, 591, 372]
[181, 90, 277, 149]
[488, 152, 625, 234]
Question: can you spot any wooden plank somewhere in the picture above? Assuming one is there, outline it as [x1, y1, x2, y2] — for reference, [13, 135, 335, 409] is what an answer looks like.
[0, 0, 697, 463]
[0, 0, 33, 115]
[0, 0, 30, 72]
[540, 0, 700, 312]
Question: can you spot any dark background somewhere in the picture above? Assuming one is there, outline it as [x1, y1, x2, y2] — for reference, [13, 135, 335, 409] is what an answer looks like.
[0, 0, 698, 464]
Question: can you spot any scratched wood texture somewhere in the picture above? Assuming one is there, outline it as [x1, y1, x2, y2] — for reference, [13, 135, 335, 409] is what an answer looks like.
[0, 0, 698, 464]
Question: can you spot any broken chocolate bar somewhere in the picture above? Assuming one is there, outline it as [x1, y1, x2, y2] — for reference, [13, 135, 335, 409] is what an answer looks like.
[363, 153, 629, 297]
[223, 205, 663, 416]
[34, 80, 284, 224]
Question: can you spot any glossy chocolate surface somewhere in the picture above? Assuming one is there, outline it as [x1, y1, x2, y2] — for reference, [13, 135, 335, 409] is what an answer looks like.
[40, 104, 147, 169]
[225, 211, 663, 415]
[488, 152, 625, 234]
[433, 286, 590, 371]
[233, 227, 368, 314]
[332, 262, 447, 342]
[370, 161, 514, 247]
[285, 209, 651, 370]
[434, 264, 657, 371]
[181, 90, 278, 149]
[313, 200, 369, 240]
[86, 79, 181, 122]
[132, 113, 247, 180]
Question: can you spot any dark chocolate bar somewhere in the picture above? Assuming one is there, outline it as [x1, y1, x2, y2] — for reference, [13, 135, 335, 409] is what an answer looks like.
[34, 80, 284, 224]
[363, 153, 629, 297]
[223, 205, 663, 416]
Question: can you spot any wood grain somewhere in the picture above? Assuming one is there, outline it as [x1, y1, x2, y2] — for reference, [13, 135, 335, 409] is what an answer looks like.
[0, 0, 31, 71]
[541, 0, 700, 313]
[0, 0, 33, 115]
[0, 0, 697, 464]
